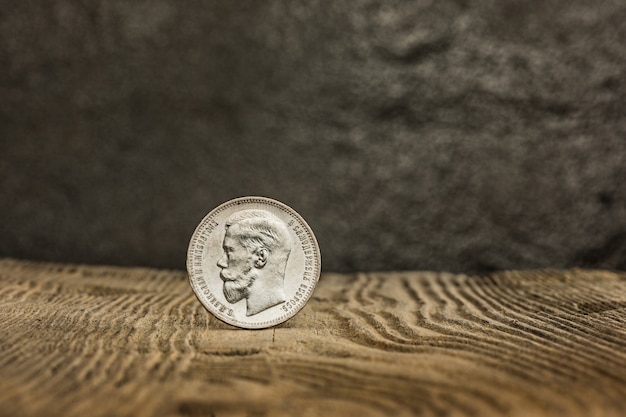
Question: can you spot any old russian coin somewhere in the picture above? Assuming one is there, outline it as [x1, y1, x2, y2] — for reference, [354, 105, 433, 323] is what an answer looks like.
[186, 197, 321, 329]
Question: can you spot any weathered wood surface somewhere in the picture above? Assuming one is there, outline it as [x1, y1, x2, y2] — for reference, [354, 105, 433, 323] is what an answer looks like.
[1, 259, 625, 417]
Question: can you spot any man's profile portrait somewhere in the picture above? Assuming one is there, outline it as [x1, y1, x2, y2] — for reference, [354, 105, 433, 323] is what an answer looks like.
[217, 209, 293, 316]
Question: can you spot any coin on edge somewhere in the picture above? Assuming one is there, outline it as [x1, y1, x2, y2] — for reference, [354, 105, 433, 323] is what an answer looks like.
[186, 196, 321, 329]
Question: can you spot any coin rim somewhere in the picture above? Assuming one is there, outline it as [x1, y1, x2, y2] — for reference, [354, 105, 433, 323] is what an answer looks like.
[186, 196, 321, 329]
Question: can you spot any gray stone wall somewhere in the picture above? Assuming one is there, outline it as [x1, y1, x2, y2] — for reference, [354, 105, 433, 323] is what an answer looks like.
[1, 1, 625, 272]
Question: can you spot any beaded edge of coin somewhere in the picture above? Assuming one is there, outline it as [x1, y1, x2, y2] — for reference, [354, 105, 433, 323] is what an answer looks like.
[186, 196, 321, 329]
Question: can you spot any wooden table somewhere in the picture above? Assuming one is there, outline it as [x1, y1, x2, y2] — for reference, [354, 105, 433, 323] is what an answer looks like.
[1, 259, 625, 416]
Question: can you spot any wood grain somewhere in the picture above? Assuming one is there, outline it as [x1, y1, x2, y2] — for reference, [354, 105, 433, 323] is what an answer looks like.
[1, 259, 625, 417]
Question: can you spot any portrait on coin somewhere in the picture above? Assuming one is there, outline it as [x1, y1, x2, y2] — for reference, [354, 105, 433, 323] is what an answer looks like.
[217, 209, 293, 316]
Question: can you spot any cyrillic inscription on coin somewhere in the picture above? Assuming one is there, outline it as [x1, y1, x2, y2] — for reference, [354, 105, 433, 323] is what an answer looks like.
[186, 197, 321, 329]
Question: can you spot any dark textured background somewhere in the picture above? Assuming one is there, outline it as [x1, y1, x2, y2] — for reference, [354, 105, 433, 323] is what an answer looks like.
[1, 0, 625, 273]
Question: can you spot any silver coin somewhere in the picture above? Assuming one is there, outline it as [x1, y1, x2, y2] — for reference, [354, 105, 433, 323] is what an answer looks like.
[186, 197, 321, 329]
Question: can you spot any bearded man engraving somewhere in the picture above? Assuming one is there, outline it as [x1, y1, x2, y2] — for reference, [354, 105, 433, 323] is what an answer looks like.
[217, 209, 293, 316]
